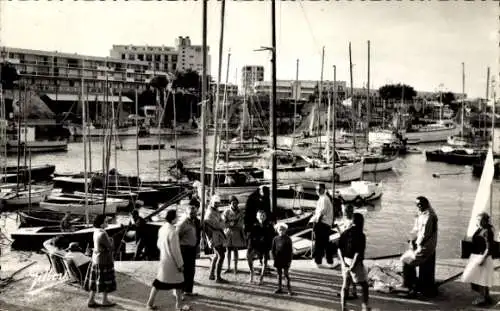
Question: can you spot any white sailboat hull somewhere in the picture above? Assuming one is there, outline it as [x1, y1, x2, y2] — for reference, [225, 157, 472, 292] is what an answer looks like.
[362, 157, 399, 173]
[333, 181, 383, 202]
[405, 126, 461, 144]
[263, 160, 363, 184]
[1, 186, 53, 205]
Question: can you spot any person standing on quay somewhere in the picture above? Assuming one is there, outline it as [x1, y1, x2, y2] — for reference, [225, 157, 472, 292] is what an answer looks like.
[399, 196, 438, 298]
[222, 196, 246, 275]
[84, 214, 116, 308]
[461, 212, 495, 306]
[204, 196, 228, 283]
[271, 222, 295, 295]
[146, 210, 187, 310]
[310, 183, 335, 268]
[338, 213, 370, 311]
[176, 200, 201, 297]
[247, 210, 276, 284]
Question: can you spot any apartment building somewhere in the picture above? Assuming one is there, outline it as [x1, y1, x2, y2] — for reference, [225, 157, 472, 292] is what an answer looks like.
[253, 80, 348, 101]
[110, 36, 211, 76]
[1, 46, 167, 96]
[241, 66, 264, 94]
[211, 83, 239, 101]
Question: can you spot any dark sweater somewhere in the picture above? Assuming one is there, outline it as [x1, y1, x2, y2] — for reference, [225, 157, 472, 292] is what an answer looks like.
[247, 221, 276, 254]
[272, 235, 293, 268]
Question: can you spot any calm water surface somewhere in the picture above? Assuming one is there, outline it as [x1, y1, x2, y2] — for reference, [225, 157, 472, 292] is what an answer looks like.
[2, 131, 500, 260]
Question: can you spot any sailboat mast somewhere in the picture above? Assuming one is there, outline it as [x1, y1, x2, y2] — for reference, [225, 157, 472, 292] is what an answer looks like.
[173, 88, 178, 164]
[461, 62, 465, 138]
[209, 0, 226, 195]
[326, 83, 331, 164]
[490, 73, 495, 216]
[200, 0, 208, 222]
[270, 0, 277, 215]
[332, 65, 337, 190]
[82, 70, 89, 223]
[318, 47, 325, 150]
[224, 50, 231, 175]
[135, 88, 140, 178]
[366, 40, 370, 151]
[349, 42, 356, 150]
[293, 59, 299, 136]
[485, 67, 490, 139]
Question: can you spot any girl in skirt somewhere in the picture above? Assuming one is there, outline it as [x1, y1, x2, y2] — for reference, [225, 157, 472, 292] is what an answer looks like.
[84, 214, 117, 308]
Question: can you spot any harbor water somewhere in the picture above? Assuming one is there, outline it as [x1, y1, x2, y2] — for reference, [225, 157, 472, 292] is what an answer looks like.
[2, 132, 500, 261]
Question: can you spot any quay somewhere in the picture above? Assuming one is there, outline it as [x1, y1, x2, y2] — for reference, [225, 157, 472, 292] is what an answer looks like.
[1, 251, 500, 311]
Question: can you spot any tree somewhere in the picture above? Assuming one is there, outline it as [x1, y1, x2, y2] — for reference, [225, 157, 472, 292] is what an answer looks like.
[378, 83, 417, 101]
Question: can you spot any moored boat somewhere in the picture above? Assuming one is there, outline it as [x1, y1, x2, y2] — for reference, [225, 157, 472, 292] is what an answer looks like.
[10, 223, 124, 251]
[425, 146, 487, 166]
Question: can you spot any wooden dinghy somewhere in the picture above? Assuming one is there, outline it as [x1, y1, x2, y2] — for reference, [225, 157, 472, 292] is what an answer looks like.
[291, 227, 340, 258]
[10, 223, 124, 251]
[18, 208, 86, 227]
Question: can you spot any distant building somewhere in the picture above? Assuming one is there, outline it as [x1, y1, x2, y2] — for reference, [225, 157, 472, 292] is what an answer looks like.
[2, 36, 211, 96]
[110, 36, 211, 76]
[253, 80, 347, 101]
[211, 83, 239, 101]
[241, 66, 264, 94]
[1, 46, 152, 96]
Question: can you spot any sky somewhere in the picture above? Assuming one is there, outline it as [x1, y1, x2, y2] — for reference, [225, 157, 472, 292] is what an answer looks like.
[1, 1, 498, 98]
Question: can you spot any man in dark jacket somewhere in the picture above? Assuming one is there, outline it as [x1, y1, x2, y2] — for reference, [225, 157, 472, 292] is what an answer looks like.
[245, 186, 275, 234]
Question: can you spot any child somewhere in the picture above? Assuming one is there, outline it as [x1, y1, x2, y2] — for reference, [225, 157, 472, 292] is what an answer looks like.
[337, 213, 370, 311]
[271, 222, 295, 295]
[246, 210, 276, 284]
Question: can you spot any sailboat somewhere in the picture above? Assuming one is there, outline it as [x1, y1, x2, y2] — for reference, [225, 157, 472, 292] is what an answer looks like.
[461, 147, 498, 258]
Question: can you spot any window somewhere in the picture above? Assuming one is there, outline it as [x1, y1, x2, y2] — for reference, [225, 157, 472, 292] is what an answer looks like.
[155, 55, 161, 62]
[172, 55, 177, 62]
[121, 54, 125, 60]
[146, 54, 152, 62]
[128, 54, 135, 60]
[138, 54, 144, 61]
[172, 63, 176, 70]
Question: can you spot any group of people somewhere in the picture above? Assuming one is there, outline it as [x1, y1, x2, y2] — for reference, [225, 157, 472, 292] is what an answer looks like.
[51, 182, 495, 310]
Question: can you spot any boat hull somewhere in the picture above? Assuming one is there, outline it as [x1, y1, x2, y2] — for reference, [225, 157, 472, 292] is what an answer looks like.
[2, 164, 56, 183]
[362, 156, 399, 173]
[263, 161, 363, 184]
[425, 150, 486, 166]
[404, 126, 461, 144]
[39, 201, 117, 216]
[10, 224, 124, 251]
[4, 140, 68, 155]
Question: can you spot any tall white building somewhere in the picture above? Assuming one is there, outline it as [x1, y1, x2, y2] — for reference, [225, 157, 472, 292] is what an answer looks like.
[241, 65, 264, 94]
[110, 36, 211, 76]
[175, 36, 211, 74]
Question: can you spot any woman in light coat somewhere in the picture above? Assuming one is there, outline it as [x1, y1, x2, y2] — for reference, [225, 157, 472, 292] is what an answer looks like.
[222, 196, 246, 274]
[204, 196, 228, 283]
[146, 210, 187, 311]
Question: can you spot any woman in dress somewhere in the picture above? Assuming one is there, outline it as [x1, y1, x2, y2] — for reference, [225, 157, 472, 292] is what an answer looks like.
[461, 212, 495, 306]
[84, 214, 117, 308]
[222, 196, 246, 275]
[146, 209, 187, 311]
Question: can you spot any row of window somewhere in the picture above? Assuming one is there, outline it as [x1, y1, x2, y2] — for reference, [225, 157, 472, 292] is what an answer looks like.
[121, 53, 178, 62]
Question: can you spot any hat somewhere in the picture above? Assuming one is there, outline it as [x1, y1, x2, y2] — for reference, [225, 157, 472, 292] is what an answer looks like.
[274, 222, 288, 231]
[65, 242, 82, 252]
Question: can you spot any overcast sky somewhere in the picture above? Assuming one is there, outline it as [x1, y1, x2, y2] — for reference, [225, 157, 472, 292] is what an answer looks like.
[1, 1, 497, 97]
